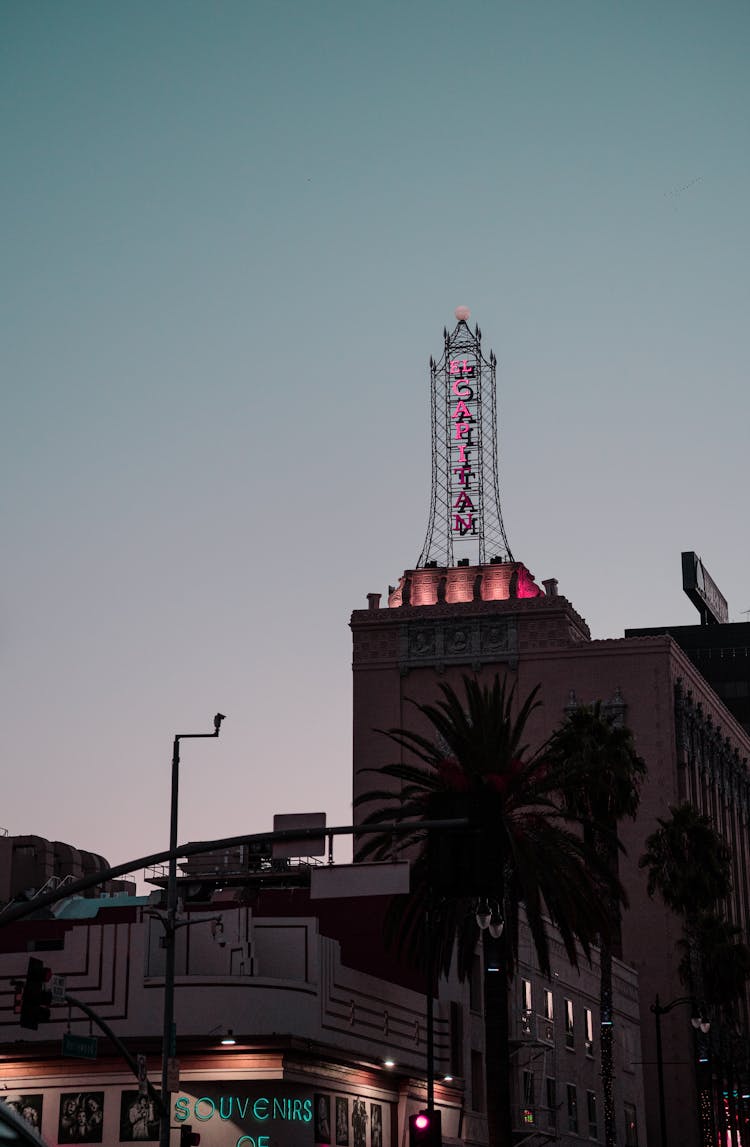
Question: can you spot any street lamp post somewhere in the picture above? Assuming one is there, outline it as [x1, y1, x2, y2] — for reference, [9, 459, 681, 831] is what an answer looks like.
[159, 714, 226, 1147]
[650, 993, 710, 1147]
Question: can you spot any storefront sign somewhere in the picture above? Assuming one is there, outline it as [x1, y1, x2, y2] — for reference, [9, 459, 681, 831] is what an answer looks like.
[175, 1093, 313, 1147]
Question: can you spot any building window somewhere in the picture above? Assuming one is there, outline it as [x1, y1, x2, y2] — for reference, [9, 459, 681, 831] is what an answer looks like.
[539, 987, 554, 1042]
[585, 1006, 594, 1057]
[545, 1078, 556, 1130]
[587, 1091, 598, 1139]
[565, 998, 575, 1050]
[521, 1070, 535, 1125]
[624, 1102, 639, 1147]
[520, 979, 533, 1035]
[567, 1084, 578, 1133]
[471, 1050, 485, 1113]
[450, 1001, 464, 1077]
[469, 953, 482, 1012]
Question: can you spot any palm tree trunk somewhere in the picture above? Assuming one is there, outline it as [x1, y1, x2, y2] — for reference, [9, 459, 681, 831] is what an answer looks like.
[600, 937, 616, 1147]
[483, 929, 512, 1147]
[599, 833, 619, 1147]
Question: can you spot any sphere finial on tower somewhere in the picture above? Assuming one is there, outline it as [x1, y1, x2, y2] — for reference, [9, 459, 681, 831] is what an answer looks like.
[455, 305, 470, 323]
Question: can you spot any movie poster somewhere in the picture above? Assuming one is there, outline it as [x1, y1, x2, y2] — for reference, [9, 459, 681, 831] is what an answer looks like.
[58, 1092, 105, 1144]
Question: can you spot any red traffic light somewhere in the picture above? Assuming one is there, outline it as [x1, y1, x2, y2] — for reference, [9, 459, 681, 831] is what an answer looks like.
[180, 1126, 201, 1147]
[409, 1110, 441, 1147]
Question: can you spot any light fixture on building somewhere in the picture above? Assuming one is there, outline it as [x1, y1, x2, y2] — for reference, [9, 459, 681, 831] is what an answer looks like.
[475, 899, 504, 938]
[488, 916, 504, 939]
[443, 1075, 454, 1083]
[384, 1059, 396, 1068]
[220, 1030, 236, 1045]
[475, 901, 492, 930]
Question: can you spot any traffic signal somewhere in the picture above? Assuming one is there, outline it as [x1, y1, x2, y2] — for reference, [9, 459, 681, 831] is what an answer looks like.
[19, 957, 52, 1030]
[180, 1126, 200, 1147]
[409, 1109, 441, 1147]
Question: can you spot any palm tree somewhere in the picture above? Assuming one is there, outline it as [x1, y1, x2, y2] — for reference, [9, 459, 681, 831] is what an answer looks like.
[683, 914, 750, 1014]
[546, 703, 646, 1147]
[640, 803, 737, 1146]
[640, 802, 732, 998]
[355, 675, 618, 1147]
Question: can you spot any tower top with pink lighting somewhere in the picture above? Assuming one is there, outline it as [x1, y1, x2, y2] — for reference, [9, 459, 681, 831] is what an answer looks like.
[417, 308, 513, 569]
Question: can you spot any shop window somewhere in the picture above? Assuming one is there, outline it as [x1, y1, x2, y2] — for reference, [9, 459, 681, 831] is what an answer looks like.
[544, 988, 554, 1020]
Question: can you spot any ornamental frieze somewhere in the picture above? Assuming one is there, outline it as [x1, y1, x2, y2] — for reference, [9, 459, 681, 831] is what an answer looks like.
[399, 616, 518, 674]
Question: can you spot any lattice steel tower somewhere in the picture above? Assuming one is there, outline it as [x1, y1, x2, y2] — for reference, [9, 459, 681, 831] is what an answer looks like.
[417, 307, 514, 568]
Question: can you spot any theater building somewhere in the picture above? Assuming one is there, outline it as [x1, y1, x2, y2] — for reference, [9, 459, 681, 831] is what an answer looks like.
[351, 559, 750, 1147]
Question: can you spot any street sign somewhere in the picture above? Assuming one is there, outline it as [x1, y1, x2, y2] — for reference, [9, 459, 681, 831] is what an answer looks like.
[62, 1032, 98, 1060]
[50, 974, 67, 1005]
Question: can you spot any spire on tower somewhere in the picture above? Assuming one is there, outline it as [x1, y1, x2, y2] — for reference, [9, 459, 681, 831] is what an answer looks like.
[417, 310, 513, 569]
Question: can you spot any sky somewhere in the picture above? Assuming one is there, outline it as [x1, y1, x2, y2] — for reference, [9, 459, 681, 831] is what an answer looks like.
[2, 1, 749, 885]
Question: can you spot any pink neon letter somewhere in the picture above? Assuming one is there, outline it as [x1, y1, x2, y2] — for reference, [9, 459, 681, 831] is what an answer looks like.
[456, 443, 470, 464]
[454, 421, 470, 440]
[452, 378, 472, 398]
[453, 491, 476, 513]
[453, 513, 476, 536]
[451, 399, 472, 421]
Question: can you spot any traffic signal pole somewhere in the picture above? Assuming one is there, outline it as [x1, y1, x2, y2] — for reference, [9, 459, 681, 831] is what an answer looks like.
[160, 717, 225, 1147]
[64, 993, 164, 1120]
[425, 897, 435, 1113]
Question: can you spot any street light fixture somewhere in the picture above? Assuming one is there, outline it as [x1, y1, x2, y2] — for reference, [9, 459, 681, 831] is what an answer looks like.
[159, 714, 226, 1147]
[650, 992, 710, 1147]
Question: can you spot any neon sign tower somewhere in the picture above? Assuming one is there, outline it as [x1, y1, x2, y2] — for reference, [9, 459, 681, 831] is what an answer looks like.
[417, 306, 514, 569]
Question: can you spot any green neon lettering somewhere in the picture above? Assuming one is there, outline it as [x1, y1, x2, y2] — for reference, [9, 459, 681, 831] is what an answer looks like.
[273, 1099, 287, 1119]
[236, 1098, 250, 1119]
[236, 1137, 256, 1147]
[219, 1097, 233, 1120]
[258, 1138, 270, 1147]
[174, 1098, 190, 1123]
[303, 1099, 313, 1123]
[253, 1098, 269, 1121]
[292, 1099, 304, 1120]
[195, 1098, 215, 1121]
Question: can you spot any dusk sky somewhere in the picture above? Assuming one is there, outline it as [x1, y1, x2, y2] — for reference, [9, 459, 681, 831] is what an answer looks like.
[2, 2, 748, 883]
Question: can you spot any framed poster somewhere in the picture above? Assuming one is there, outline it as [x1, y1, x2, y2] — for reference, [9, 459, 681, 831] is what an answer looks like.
[120, 1091, 160, 1141]
[335, 1098, 349, 1146]
[59, 1092, 104, 1144]
[352, 1098, 368, 1147]
[371, 1105, 382, 1147]
[314, 1094, 331, 1144]
[4, 1095, 43, 1134]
